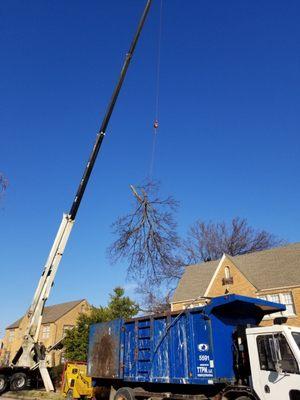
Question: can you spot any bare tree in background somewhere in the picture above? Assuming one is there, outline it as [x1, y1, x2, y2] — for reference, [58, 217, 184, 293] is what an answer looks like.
[136, 285, 172, 314]
[184, 217, 282, 264]
[108, 181, 184, 287]
[0, 173, 8, 200]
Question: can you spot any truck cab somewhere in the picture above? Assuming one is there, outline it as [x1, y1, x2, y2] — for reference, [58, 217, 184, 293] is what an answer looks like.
[246, 325, 300, 400]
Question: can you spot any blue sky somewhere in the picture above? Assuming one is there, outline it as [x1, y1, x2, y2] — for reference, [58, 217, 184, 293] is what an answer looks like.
[1, 0, 300, 336]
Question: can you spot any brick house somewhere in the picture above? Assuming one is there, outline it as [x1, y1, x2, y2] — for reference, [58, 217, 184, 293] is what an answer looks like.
[171, 243, 300, 327]
[1, 299, 90, 367]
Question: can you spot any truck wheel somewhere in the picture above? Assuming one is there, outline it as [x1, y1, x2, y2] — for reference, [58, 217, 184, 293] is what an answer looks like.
[0, 374, 8, 394]
[66, 389, 74, 400]
[10, 372, 27, 391]
[114, 387, 135, 400]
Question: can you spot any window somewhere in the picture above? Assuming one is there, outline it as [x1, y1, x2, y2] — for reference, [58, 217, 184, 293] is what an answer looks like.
[60, 351, 66, 364]
[42, 325, 50, 339]
[8, 330, 15, 343]
[222, 266, 233, 285]
[62, 325, 74, 338]
[290, 390, 300, 400]
[283, 293, 295, 315]
[257, 335, 276, 371]
[225, 266, 231, 279]
[292, 332, 300, 351]
[257, 334, 299, 374]
[269, 294, 280, 304]
[257, 292, 296, 318]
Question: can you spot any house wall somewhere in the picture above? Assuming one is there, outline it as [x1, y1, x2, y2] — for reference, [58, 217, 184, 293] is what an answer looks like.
[171, 300, 206, 312]
[1, 300, 90, 367]
[50, 300, 90, 366]
[257, 287, 300, 327]
[1, 315, 31, 366]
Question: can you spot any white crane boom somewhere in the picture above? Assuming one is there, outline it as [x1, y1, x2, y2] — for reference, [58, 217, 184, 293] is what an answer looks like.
[9, 0, 152, 392]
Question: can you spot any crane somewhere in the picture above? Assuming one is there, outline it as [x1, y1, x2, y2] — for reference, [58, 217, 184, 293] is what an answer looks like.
[2, 0, 152, 393]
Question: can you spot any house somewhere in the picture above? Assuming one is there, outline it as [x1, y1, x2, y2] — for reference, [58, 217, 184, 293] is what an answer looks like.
[172, 243, 300, 327]
[1, 299, 90, 367]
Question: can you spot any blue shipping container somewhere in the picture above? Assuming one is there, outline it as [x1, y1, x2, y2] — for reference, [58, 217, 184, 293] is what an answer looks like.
[88, 294, 284, 385]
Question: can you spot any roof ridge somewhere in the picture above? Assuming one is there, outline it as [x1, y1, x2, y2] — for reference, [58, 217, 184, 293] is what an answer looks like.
[45, 299, 85, 309]
[228, 242, 300, 261]
[6, 299, 87, 330]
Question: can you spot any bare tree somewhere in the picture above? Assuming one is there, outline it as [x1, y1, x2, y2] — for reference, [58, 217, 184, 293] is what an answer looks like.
[0, 173, 8, 200]
[184, 217, 283, 264]
[108, 181, 184, 287]
[136, 285, 172, 314]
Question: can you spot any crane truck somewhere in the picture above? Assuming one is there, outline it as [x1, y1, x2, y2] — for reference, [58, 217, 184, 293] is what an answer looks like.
[0, 0, 153, 394]
[87, 294, 300, 400]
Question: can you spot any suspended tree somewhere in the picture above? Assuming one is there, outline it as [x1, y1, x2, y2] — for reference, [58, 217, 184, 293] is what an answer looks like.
[108, 181, 184, 288]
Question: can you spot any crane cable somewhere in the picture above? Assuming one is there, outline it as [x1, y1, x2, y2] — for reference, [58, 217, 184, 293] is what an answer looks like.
[149, 0, 163, 178]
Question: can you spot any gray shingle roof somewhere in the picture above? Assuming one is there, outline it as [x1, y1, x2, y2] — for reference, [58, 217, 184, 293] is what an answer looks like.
[229, 242, 300, 290]
[172, 259, 219, 302]
[172, 243, 300, 303]
[7, 299, 85, 329]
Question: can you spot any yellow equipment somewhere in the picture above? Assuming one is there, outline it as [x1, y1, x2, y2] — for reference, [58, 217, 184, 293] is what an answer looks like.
[62, 362, 93, 400]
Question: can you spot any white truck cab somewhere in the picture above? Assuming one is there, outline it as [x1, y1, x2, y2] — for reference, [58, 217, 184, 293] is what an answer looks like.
[246, 324, 300, 400]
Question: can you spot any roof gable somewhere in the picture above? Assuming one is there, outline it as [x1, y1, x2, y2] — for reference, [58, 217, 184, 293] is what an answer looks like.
[7, 299, 86, 329]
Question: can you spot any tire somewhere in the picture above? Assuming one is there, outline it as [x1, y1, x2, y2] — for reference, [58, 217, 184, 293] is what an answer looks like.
[114, 387, 135, 400]
[0, 374, 8, 395]
[235, 397, 252, 400]
[66, 389, 74, 400]
[10, 372, 28, 391]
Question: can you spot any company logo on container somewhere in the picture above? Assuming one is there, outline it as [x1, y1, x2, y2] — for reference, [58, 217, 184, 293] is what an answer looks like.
[198, 343, 209, 351]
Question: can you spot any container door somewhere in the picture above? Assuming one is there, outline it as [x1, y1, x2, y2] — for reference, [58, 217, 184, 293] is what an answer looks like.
[123, 321, 136, 380]
[188, 312, 214, 383]
[151, 316, 170, 382]
[252, 333, 300, 400]
[88, 320, 122, 379]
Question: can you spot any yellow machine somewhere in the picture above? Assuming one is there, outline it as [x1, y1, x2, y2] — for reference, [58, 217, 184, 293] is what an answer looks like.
[62, 362, 93, 400]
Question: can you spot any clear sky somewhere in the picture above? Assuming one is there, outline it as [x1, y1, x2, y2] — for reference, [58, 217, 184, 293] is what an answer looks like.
[1, 0, 300, 336]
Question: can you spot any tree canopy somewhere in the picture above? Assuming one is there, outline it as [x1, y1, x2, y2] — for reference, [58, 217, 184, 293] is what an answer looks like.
[63, 287, 139, 362]
[184, 217, 282, 264]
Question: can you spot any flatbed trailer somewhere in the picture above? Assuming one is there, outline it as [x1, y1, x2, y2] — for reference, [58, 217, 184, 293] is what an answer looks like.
[88, 294, 300, 400]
